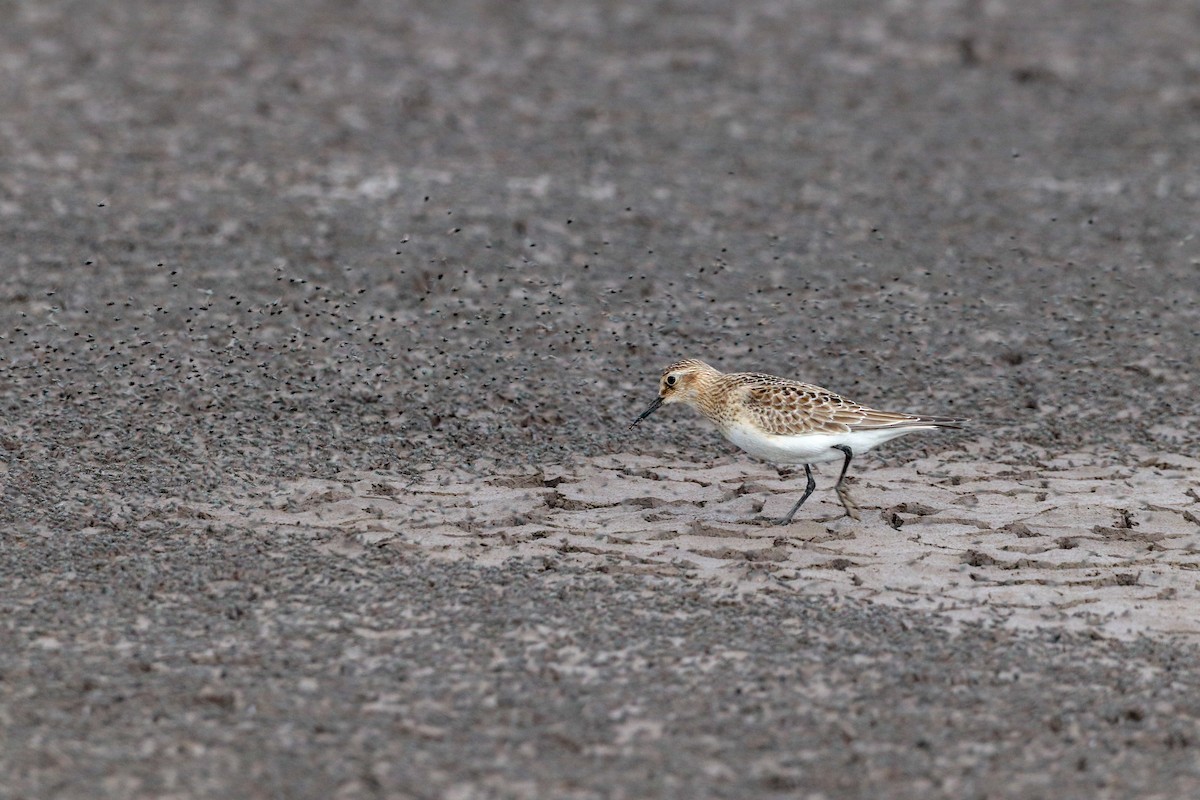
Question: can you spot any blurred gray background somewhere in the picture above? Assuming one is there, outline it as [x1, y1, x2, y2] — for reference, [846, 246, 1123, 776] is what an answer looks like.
[2, 2, 1199, 797]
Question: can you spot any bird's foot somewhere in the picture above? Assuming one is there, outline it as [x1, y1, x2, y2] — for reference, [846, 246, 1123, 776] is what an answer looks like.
[744, 513, 793, 526]
[836, 487, 861, 521]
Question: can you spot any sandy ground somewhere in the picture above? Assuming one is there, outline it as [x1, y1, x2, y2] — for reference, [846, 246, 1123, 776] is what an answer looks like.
[4, 1, 1200, 798]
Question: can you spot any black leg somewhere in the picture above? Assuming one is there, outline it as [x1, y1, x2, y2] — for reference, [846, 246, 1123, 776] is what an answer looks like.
[777, 464, 817, 525]
[832, 445, 853, 487]
[831, 445, 860, 519]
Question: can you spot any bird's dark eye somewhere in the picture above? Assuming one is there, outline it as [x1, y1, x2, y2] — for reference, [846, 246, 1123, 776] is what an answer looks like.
[666, 375, 678, 387]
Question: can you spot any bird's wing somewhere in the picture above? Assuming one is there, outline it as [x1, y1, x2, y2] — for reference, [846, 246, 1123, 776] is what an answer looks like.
[742, 382, 922, 436]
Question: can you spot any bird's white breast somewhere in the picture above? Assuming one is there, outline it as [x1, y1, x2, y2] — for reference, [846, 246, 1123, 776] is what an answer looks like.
[721, 421, 926, 465]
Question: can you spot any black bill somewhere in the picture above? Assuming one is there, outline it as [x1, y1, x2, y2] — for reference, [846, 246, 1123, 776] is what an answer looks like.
[628, 396, 664, 430]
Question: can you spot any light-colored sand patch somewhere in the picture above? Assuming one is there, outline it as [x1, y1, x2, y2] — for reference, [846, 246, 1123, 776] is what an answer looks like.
[192, 447, 1200, 640]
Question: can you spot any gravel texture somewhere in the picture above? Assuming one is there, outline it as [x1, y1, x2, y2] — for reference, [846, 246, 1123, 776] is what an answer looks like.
[2, 1, 1199, 797]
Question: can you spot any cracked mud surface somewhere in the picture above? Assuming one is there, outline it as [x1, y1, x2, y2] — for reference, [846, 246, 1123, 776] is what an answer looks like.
[204, 449, 1200, 640]
[4, 1, 1200, 798]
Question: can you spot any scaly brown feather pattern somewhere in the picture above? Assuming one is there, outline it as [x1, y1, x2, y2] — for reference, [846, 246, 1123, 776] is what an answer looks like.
[658, 359, 963, 436]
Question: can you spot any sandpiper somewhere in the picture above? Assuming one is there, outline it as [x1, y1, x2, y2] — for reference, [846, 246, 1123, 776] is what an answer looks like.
[629, 358, 965, 524]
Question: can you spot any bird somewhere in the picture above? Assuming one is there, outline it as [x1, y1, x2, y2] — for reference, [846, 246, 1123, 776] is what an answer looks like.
[629, 358, 965, 524]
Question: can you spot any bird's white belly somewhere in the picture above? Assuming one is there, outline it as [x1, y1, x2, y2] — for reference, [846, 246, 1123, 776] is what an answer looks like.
[721, 421, 919, 465]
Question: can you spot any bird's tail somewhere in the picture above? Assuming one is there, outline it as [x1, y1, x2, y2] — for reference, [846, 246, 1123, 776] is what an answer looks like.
[906, 415, 967, 429]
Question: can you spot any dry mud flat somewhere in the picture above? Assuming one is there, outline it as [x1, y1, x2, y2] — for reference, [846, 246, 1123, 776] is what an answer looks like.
[203, 446, 1200, 641]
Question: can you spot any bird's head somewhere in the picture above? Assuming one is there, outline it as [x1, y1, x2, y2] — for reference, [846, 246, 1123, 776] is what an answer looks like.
[629, 358, 717, 428]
